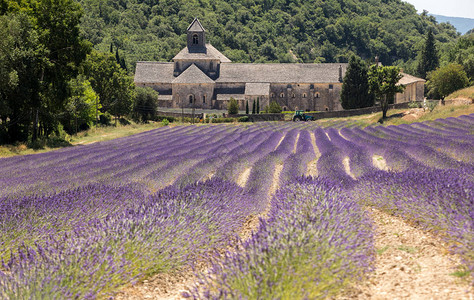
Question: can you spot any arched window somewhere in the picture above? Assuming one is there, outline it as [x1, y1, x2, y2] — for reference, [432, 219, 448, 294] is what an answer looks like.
[203, 95, 206, 103]
[189, 95, 194, 104]
[192, 34, 199, 45]
[325, 106, 329, 111]
[280, 92, 284, 98]
[302, 93, 307, 98]
[271, 93, 275, 98]
[315, 92, 320, 98]
[292, 93, 296, 98]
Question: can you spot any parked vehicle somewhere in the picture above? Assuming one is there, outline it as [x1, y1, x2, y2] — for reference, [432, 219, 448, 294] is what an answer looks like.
[293, 110, 314, 121]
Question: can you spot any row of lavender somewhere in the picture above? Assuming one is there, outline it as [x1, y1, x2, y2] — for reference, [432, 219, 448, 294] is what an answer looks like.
[1, 114, 473, 297]
[0, 124, 288, 298]
[186, 114, 473, 297]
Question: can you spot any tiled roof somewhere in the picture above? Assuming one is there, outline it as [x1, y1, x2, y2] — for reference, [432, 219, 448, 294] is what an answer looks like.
[245, 83, 270, 95]
[216, 63, 347, 83]
[173, 44, 231, 62]
[172, 64, 214, 84]
[135, 62, 348, 85]
[187, 18, 205, 32]
[398, 72, 426, 85]
[134, 62, 174, 84]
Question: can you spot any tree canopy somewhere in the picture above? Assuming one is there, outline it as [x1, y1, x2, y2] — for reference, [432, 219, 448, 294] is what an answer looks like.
[340, 56, 373, 109]
[417, 28, 439, 78]
[76, 0, 459, 71]
[368, 65, 404, 119]
[426, 64, 469, 100]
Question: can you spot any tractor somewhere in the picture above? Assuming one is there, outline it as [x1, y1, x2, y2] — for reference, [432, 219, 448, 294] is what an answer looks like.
[293, 110, 314, 122]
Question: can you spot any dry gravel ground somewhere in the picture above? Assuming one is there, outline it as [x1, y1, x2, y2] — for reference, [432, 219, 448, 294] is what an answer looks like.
[115, 138, 473, 300]
[338, 208, 473, 300]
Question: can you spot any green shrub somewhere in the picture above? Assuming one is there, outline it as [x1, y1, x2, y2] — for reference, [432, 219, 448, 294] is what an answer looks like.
[268, 101, 282, 113]
[161, 118, 170, 126]
[425, 100, 438, 112]
[408, 101, 422, 108]
[119, 118, 130, 126]
[99, 112, 113, 125]
[238, 116, 250, 122]
[155, 115, 175, 122]
[228, 98, 239, 115]
[212, 118, 235, 123]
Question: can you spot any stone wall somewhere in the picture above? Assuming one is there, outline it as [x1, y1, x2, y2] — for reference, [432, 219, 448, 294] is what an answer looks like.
[172, 82, 215, 109]
[269, 83, 342, 111]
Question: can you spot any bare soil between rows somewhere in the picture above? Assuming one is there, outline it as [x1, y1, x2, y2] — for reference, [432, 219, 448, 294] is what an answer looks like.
[115, 136, 473, 300]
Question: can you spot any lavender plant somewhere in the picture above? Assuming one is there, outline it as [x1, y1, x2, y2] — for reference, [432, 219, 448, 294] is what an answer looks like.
[189, 177, 374, 299]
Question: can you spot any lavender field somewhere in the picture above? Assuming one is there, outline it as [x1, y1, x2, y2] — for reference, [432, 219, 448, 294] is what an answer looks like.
[0, 114, 473, 299]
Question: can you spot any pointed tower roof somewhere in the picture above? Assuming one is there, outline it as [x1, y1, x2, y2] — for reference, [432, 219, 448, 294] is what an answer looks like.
[187, 18, 205, 32]
[172, 64, 214, 84]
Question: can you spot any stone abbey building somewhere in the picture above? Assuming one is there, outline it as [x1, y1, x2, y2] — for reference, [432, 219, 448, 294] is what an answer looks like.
[134, 19, 424, 111]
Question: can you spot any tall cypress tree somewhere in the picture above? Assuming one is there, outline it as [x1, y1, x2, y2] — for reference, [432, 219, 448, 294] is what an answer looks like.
[417, 28, 439, 79]
[256, 97, 260, 114]
[245, 100, 249, 114]
[340, 56, 373, 109]
[252, 100, 256, 114]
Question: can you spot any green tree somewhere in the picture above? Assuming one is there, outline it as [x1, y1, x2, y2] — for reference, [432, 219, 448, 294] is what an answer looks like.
[0, 13, 45, 143]
[133, 86, 158, 123]
[426, 64, 469, 100]
[268, 101, 282, 113]
[417, 28, 439, 78]
[252, 100, 256, 114]
[63, 76, 101, 134]
[340, 56, 374, 109]
[256, 97, 260, 114]
[81, 51, 134, 121]
[228, 98, 239, 115]
[245, 100, 249, 114]
[368, 65, 404, 119]
[33, 0, 91, 138]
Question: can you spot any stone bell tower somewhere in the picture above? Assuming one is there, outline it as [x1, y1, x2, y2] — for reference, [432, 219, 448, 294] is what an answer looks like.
[187, 18, 206, 53]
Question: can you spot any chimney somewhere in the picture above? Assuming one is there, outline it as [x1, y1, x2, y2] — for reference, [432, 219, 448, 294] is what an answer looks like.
[338, 65, 343, 82]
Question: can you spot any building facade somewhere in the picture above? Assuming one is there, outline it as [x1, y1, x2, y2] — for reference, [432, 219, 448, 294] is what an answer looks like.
[134, 19, 425, 112]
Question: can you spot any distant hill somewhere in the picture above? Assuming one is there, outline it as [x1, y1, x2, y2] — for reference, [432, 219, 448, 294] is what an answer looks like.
[77, 0, 459, 70]
[431, 14, 474, 35]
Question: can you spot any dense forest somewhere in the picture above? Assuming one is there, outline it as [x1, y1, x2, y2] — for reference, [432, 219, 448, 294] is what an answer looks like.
[77, 0, 461, 73]
[1, 0, 473, 145]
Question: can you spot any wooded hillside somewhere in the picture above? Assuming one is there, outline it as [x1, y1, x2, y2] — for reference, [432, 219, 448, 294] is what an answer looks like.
[77, 0, 459, 71]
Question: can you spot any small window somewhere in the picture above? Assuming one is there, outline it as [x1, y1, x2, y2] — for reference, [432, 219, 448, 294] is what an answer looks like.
[192, 34, 199, 45]
[203, 95, 206, 103]
[329, 84, 333, 90]
[315, 92, 320, 98]
[292, 94, 296, 98]
[271, 93, 275, 98]
[189, 95, 194, 103]
[302, 93, 307, 98]
[280, 93, 284, 98]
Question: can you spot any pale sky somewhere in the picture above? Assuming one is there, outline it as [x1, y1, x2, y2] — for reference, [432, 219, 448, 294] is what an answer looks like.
[403, 0, 474, 19]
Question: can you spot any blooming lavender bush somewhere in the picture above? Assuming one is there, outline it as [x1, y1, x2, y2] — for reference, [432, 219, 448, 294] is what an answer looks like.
[354, 166, 474, 280]
[0, 179, 256, 298]
[189, 177, 374, 299]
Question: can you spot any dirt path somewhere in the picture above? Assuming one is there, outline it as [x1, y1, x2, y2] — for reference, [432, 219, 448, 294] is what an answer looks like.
[116, 143, 472, 299]
[306, 132, 320, 177]
[115, 159, 284, 299]
[339, 208, 473, 300]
